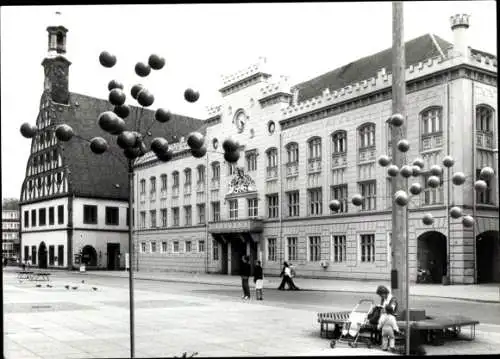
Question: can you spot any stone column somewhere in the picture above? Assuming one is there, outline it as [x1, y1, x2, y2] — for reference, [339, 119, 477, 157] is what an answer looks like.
[227, 241, 232, 275]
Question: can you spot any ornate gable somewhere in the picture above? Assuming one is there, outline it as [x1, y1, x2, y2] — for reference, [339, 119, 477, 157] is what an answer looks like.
[226, 167, 257, 198]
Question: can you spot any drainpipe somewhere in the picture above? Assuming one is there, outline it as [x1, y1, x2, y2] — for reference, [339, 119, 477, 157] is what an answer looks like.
[278, 131, 284, 272]
[472, 81, 477, 284]
[446, 80, 451, 284]
[205, 152, 210, 273]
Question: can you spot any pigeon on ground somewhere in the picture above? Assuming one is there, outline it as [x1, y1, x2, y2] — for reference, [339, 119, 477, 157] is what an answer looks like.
[81, 280, 85, 284]
[72, 286, 78, 290]
[35, 284, 42, 288]
[65, 285, 70, 290]
[92, 287, 98, 291]
[46, 284, 53, 288]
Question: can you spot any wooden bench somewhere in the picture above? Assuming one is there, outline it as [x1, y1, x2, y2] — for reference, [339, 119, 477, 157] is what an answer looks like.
[317, 311, 351, 338]
[17, 271, 34, 280]
[31, 272, 51, 282]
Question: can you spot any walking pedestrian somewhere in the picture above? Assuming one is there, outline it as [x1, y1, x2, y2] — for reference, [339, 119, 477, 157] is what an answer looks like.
[254, 260, 264, 300]
[240, 255, 251, 300]
[288, 263, 300, 290]
[277, 261, 289, 290]
[277, 261, 300, 290]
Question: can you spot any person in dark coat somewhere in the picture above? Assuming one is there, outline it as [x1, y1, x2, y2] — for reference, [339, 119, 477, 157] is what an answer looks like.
[254, 260, 264, 300]
[277, 261, 299, 290]
[240, 255, 251, 300]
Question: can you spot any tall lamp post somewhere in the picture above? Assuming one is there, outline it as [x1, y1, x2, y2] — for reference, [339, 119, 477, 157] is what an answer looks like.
[20, 52, 241, 358]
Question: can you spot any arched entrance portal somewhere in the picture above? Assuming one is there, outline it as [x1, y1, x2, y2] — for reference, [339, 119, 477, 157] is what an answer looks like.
[417, 231, 447, 284]
[81, 245, 98, 267]
[38, 242, 48, 269]
[477, 231, 500, 283]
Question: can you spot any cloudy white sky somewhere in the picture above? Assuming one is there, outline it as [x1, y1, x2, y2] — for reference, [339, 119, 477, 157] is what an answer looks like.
[1, 2, 497, 200]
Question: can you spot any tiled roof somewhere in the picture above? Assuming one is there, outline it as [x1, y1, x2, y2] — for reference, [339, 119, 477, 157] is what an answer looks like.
[59, 93, 204, 200]
[293, 34, 453, 103]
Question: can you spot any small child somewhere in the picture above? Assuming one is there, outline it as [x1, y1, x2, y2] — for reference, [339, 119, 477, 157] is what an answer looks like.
[377, 307, 400, 352]
[253, 260, 264, 300]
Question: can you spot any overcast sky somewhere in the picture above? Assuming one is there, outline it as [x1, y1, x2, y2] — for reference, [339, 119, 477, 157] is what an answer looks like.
[1, 2, 496, 200]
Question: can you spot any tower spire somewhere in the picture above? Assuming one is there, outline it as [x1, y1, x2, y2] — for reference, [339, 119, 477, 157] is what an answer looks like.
[47, 11, 68, 58]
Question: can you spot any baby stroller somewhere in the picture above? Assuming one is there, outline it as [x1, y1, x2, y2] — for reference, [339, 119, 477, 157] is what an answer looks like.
[330, 299, 376, 349]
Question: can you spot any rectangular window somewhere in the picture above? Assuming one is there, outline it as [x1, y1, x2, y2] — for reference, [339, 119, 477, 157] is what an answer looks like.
[139, 211, 146, 229]
[212, 240, 219, 260]
[24, 211, 29, 228]
[184, 170, 192, 185]
[49, 207, 55, 225]
[58, 205, 64, 224]
[287, 143, 299, 164]
[287, 191, 300, 217]
[173, 241, 180, 253]
[161, 174, 167, 191]
[268, 238, 277, 261]
[173, 172, 179, 187]
[83, 205, 98, 224]
[161, 241, 167, 253]
[246, 152, 258, 172]
[39, 208, 46, 226]
[57, 245, 64, 266]
[173, 207, 180, 226]
[421, 108, 442, 135]
[423, 174, 443, 205]
[212, 201, 220, 221]
[229, 199, 238, 219]
[359, 181, 377, 211]
[150, 177, 156, 194]
[186, 241, 192, 252]
[309, 138, 322, 160]
[267, 194, 279, 218]
[140, 179, 146, 194]
[308, 188, 323, 216]
[212, 163, 220, 181]
[151, 242, 157, 253]
[31, 245, 37, 265]
[287, 237, 298, 261]
[24, 245, 29, 262]
[184, 206, 192, 226]
[333, 235, 346, 262]
[141, 242, 146, 253]
[309, 236, 321, 262]
[49, 245, 55, 266]
[105, 206, 119, 225]
[330, 185, 348, 213]
[161, 208, 168, 227]
[198, 240, 205, 252]
[360, 234, 375, 263]
[150, 210, 157, 228]
[247, 198, 258, 218]
[197, 166, 205, 183]
[228, 162, 237, 176]
[197, 204, 206, 224]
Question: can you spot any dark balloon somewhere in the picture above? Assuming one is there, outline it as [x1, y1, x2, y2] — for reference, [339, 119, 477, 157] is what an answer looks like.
[138, 89, 154, 107]
[20, 123, 37, 138]
[222, 138, 239, 152]
[108, 80, 124, 91]
[131, 84, 145, 99]
[151, 137, 169, 154]
[191, 145, 207, 158]
[184, 88, 200, 103]
[155, 108, 171, 123]
[224, 150, 240, 163]
[117, 131, 137, 149]
[114, 104, 130, 119]
[55, 124, 74, 142]
[148, 54, 165, 70]
[109, 88, 126, 106]
[124, 147, 141, 160]
[90, 137, 108, 154]
[135, 62, 151, 77]
[156, 149, 174, 162]
[99, 51, 116, 68]
[187, 132, 205, 150]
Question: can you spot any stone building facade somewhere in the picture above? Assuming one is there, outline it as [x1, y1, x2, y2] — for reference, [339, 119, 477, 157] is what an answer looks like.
[134, 14, 498, 284]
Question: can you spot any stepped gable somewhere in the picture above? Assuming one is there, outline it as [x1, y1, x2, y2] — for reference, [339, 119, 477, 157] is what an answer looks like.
[293, 34, 452, 103]
[58, 92, 204, 200]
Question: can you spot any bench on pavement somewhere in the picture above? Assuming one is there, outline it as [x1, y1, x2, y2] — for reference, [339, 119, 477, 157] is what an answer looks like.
[31, 272, 51, 282]
[317, 311, 351, 338]
[17, 271, 34, 280]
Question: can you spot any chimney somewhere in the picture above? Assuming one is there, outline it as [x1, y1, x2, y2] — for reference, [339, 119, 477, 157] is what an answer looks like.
[450, 14, 471, 58]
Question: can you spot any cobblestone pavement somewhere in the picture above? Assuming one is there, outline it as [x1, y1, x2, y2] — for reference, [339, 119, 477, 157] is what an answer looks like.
[3, 270, 500, 358]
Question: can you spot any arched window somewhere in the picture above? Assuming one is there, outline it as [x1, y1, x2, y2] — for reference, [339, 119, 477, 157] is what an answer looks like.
[308, 137, 322, 160]
[286, 142, 299, 164]
[211, 162, 220, 181]
[184, 168, 192, 185]
[150, 176, 156, 194]
[358, 123, 375, 149]
[331, 131, 347, 154]
[197, 165, 206, 183]
[476, 105, 493, 132]
[172, 171, 179, 188]
[160, 174, 167, 191]
[140, 179, 146, 194]
[266, 148, 278, 168]
[421, 107, 442, 135]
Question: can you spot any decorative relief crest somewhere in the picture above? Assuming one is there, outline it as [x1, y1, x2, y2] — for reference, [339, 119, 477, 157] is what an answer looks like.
[227, 167, 257, 196]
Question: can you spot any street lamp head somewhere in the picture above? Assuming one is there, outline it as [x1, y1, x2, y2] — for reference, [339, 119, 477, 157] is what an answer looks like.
[389, 113, 404, 127]
[394, 190, 409, 206]
[462, 215, 474, 228]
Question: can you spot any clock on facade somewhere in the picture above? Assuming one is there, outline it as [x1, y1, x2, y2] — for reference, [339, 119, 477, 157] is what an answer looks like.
[234, 111, 246, 133]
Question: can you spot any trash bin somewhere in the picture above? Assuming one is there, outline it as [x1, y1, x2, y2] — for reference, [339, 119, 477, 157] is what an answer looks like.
[80, 264, 86, 272]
